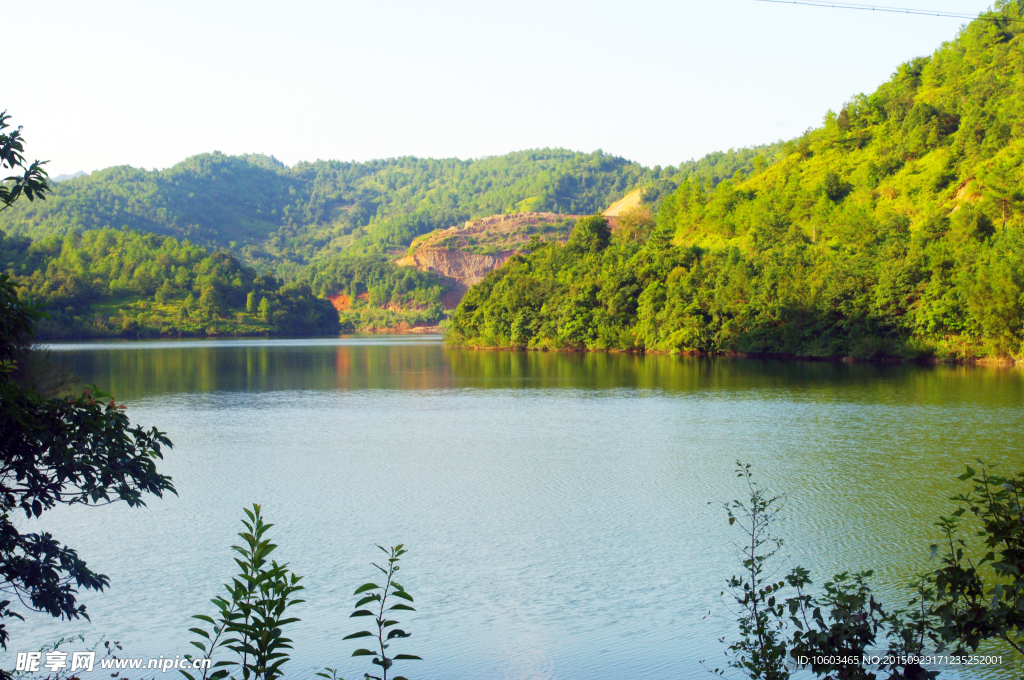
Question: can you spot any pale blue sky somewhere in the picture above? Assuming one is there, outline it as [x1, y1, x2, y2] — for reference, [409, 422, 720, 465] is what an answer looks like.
[9, 0, 996, 176]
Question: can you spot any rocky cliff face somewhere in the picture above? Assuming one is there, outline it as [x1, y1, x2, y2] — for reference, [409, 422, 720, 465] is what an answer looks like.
[396, 212, 584, 307]
[395, 248, 514, 287]
[396, 210, 630, 308]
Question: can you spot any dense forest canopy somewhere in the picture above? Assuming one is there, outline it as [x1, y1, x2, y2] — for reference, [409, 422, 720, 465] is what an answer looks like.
[0, 149, 657, 262]
[0, 229, 339, 338]
[449, 4, 1024, 360]
[0, 143, 761, 338]
[0, 148, 678, 336]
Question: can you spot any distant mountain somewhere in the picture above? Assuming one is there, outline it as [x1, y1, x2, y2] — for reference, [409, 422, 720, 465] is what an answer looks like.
[51, 171, 86, 182]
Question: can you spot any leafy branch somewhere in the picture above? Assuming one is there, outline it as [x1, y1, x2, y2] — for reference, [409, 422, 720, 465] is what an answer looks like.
[0, 111, 49, 212]
[183, 504, 304, 680]
[342, 545, 420, 680]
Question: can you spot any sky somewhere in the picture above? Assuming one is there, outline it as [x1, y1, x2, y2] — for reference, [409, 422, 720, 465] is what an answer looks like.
[7, 0, 999, 176]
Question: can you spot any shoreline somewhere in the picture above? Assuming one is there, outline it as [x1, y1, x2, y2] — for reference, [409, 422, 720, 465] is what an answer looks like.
[441, 343, 1022, 366]
[32, 330, 1021, 366]
[34, 324, 444, 342]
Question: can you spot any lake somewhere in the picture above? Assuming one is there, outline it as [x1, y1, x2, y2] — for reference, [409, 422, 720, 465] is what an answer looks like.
[7, 336, 1023, 679]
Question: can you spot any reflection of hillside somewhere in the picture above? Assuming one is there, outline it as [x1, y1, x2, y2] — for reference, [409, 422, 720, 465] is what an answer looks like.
[334, 344, 453, 391]
[443, 349, 1024, 403]
[49, 339, 1024, 407]
[50, 339, 455, 399]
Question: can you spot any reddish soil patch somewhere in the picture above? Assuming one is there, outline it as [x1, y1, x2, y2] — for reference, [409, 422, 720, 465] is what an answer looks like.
[329, 293, 351, 311]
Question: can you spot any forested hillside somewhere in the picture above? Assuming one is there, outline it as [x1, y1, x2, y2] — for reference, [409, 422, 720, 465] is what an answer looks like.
[0, 149, 664, 336]
[0, 229, 339, 338]
[0, 149, 657, 262]
[449, 5, 1024, 360]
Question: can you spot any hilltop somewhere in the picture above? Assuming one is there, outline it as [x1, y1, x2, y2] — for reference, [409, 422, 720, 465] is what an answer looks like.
[0, 149, 655, 262]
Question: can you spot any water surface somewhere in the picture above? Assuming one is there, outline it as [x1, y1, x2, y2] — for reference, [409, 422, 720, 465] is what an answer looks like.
[8, 337, 1023, 679]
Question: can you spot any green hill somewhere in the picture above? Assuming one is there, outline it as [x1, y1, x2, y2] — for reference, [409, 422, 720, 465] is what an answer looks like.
[0, 228, 339, 339]
[0, 149, 657, 264]
[448, 5, 1024, 360]
[0, 149, 668, 337]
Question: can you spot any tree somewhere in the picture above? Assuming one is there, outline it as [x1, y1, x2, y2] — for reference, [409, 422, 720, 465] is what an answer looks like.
[0, 111, 50, 211]
[258, 296, 272, 324]
[981, 156, 1023, 230]
[715, 463, 1024, 680]
[198, 285, 226, 318]
[0, 274, 175, 651]
[0, 113, 174, 656]
[712, 463, 792, 680]
[615, 206, 655, 243]
[569, 215, 611, 251]
[342, 544, 420, 680]
[184, 505, 304, 680]
[931, 463, 1024, 659]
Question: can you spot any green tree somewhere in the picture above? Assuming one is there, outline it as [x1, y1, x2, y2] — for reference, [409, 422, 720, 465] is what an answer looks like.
[198, 286, 226, 318]
[0, 111, 49, 211]
[712, 463, 792, 680]
[343, 545, 420, 680]
[981, 156, 1024, 230]
[569, 215, 611, 251]
[0, 120, 173, 657]
[258, 296, 272, 324]
[931, 463, 1024, 659]
[184, 505, 305, 680]
[0, 273, 175, 653]
[615, 206, 654, 243]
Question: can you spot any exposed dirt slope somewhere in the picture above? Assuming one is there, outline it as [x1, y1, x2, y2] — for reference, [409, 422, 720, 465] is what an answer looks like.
[396, 207, 637, 308]
[396, 248, 514, 288]
[396, 212, 583, 306]
[405, 212, 581, 255]
[602, 188, 643, 216]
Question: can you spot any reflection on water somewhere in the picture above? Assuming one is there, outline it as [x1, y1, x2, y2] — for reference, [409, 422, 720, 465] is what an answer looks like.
[18, 337, 1024, 680]
[46, 335, 1024, 404]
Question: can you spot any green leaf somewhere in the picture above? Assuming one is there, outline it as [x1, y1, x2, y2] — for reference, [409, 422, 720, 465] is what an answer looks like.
[350, 609, 375, 617]
[353, 582, 380, 595]
[393, 654, 422, 660]
[352, 648, 376, 657]
[388, 603, 416, 611]
[342, 631, 374, 639]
